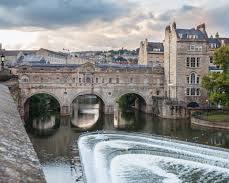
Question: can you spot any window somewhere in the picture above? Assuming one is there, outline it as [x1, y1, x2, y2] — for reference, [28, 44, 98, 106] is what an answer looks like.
[191, 57, 195, 67]
[102, 78, 105, 83]
[190, 73, 196, 84]
[196, 88, 200, 96]
[186, 57, 190, 67]
[191, 88, 195, 95]
[86, 77, 91, 83]
[189, 45, 202, 51]
[109, 78, 112, 83]
[186, 76, 189, 84]
[196, 76, 199, 84]
[186, 88, 190, 96]
[156, 91, 160, 95]
[130, 78, 133, 83]
[116, 78, 119, 83]
[188, 73, 199, 84]
[197, 57, 200, 67]
[96, 78, 98, 83]
[79, 78, 82, 83]
[190, 45, 195, 51]
[210, 56, 213, 63]
[186, 88, 200, 96]
[179, 33, 183, 38]
[195, 46, 202, 51]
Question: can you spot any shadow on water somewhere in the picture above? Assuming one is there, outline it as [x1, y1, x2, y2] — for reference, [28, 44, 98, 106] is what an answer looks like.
[24, 95, 229, 183]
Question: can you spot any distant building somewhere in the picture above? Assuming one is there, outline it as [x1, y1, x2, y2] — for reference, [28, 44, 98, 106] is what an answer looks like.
[138, 39, 164, 66]
[36, 48, 69, 64]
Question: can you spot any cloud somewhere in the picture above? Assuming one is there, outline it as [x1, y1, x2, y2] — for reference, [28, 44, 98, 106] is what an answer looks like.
[0, 0, 134, 29]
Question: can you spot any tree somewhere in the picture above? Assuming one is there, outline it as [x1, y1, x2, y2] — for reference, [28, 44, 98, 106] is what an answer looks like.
[202, 46, 229, 107]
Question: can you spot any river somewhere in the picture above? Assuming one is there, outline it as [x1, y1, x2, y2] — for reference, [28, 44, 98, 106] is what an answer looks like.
[25, 97, 229, 183]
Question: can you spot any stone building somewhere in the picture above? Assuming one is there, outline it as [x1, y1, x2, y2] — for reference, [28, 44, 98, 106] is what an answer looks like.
[36, 48, 69, 64]
[164, 22, 209, 107]
[138, 39, 164, 66]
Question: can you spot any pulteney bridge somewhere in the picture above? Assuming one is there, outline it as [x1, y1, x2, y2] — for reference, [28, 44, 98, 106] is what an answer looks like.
[17, 62, 165, 117]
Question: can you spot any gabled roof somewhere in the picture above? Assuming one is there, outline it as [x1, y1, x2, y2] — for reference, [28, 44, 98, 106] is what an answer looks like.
[176, 29, 207, 40]
[147, 42, 164, 52]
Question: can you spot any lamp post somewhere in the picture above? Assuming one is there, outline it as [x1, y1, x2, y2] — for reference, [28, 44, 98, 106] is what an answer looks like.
[1, 54, 5, 71]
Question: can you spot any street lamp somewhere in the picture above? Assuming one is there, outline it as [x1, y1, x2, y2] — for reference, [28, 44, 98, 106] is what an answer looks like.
[1, 54, 5, 71]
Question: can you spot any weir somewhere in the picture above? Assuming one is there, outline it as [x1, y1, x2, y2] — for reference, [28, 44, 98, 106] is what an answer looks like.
[78, 132, 229, 183]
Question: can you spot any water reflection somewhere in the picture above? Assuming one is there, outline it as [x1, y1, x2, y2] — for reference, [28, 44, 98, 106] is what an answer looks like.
[25, 96, 229, 183]
[71, 100, 100, 129]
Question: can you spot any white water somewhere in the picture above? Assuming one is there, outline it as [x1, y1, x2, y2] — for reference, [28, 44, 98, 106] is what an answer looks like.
[78, 132, 229, 183]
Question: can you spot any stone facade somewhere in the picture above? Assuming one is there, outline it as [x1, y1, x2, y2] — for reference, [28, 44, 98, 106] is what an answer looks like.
[138, 39, 164, 66]
[18, 62, 164, 116]
[164, 22, 210, 107]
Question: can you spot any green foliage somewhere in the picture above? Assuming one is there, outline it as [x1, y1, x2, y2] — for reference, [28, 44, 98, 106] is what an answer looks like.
[118, 94, 138, 109]
[214, 46, 229, 72]
[29, 94, 60, 117]
[202, 46, 229, 107]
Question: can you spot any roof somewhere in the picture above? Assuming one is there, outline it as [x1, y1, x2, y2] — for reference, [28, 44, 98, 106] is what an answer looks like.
[1, 50, 37, 57]
[147, 42, 164, 52]
[176, 28, 207, 40]
[208, 38, 221, 44]
[38, 48, 68, 57]
[218, 38, 229, 45]
[21, 55, 46, 63]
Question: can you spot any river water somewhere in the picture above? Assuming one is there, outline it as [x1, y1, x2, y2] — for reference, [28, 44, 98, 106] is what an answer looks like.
[25, 98, 229, 183]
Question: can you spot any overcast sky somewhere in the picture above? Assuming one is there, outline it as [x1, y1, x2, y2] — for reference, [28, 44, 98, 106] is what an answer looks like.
[0, 0, 228, 51]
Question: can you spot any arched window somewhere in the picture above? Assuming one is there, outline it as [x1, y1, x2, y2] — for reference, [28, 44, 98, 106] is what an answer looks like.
[190, 73, 196, 84]
[21, 75, 29, 82]
[188, 73, 200, 84]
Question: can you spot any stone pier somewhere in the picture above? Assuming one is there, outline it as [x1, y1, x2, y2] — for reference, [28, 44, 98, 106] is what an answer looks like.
[0, 84, 46, 183]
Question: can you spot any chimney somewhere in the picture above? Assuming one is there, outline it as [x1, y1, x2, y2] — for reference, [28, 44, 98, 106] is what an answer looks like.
[197, 23, 206, 32]
[172, 21, 176, 30]
[215, 32, 219, 38]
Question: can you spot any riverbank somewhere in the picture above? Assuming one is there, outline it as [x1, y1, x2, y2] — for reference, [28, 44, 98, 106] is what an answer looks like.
[0, 84, 46, 182]
[191, 111, 229, 130]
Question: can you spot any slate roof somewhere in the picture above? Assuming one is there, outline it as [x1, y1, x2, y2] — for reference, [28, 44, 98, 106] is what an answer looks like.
[23, 63, 154, 69]
[147, 42, 164, 52]
[208, 38, 221, 47]
[176, 29, 207, 39]
[1, 50, 37, 56]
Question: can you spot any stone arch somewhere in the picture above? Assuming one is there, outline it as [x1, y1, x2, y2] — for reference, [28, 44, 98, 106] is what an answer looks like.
[187, 102, 199, 108]
[115, 92, 149, 113]
[70, 91, 107, 106]
[115, 91, 148, 105]
[23, 91, 62, 107]
[21, 91, 62, 121]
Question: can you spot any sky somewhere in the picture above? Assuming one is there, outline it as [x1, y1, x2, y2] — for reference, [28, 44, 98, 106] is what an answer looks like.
[0, 0, 228, 51]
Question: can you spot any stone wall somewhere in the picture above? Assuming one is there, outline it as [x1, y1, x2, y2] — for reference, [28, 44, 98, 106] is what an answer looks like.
[0, 84, 46, 183]
[191, 116, 229, 130]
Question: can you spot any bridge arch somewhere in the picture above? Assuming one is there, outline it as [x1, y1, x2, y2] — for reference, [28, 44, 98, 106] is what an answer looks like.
[70, 91, 106, 106]
[23, 91, 62, 107]
[115, 92, 149, 113]
[115, 91, 148, 104]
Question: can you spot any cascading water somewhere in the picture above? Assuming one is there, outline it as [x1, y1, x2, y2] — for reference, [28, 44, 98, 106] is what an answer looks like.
[78, 132, 229, 183]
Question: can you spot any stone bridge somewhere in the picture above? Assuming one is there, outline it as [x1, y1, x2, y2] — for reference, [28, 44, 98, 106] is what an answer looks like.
[17, 62, 165, 116]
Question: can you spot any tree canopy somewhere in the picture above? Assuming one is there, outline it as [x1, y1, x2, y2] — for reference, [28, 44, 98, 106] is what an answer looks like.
[202, 46, 229, 107]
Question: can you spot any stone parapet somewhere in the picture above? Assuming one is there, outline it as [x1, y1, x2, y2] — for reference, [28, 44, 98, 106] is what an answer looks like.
[0, 84, 46, 183]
